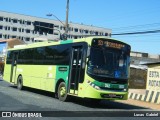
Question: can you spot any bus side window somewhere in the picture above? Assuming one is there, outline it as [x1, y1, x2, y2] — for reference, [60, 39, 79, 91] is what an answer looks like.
[44, 46, 56, 65]
[6, 51, 13, 64]
[33, 47, 45, 64]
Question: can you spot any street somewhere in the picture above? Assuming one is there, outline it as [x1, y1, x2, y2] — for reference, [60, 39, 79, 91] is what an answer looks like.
[0, 77, 159, 120]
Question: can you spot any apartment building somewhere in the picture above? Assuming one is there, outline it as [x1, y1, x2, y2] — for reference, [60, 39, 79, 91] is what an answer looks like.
[0, 11, 112, 43]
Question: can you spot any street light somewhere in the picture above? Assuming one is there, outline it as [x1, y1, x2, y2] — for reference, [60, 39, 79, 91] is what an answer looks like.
[46, 13, 65, 27]
[46, 13, 68, 40]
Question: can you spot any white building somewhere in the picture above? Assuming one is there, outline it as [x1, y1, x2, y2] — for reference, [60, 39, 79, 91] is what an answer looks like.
[0, 11, 112, 43]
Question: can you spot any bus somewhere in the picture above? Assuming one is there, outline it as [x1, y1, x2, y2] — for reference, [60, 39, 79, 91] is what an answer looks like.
[3, 36, 131, 101]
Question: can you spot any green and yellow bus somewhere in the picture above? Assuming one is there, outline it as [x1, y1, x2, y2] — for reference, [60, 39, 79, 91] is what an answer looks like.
[3, 36, 131, 101]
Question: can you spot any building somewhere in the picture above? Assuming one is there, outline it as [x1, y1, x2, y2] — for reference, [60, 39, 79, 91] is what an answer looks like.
[0, 11, 112, 43]
[145, 62, 160, 91]
[128, 62, 160, 104]
[130, 51, 160, 65]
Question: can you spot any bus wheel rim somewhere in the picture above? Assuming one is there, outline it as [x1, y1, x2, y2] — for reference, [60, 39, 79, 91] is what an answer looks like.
[60, 87, 66, 97]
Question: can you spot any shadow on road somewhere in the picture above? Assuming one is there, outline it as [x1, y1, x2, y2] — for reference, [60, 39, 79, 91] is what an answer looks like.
[9, 85, 148, 110]
[0, 77, 3, 81]
[10, 85, 54, 97]
[67, 96, 148, 109]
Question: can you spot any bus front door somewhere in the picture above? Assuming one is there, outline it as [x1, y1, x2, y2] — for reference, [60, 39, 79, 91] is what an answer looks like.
[69, 46, 83, 95]
[10, 52, 18, 83]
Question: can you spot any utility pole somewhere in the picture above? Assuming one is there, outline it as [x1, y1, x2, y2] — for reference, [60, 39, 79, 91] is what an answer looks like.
[47, 0, 69, 40]
[65, 0, 69, 34]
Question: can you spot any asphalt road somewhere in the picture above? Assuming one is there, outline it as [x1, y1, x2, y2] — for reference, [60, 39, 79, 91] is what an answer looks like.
[0, 77, 159, 120]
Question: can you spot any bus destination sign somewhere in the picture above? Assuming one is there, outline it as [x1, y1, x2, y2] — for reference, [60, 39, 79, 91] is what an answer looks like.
[98, 40, 125, 49]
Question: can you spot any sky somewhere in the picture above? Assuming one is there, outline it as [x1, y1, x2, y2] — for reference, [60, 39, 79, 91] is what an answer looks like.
[0, 42, 7, 52]
[0, 0, 160, 54]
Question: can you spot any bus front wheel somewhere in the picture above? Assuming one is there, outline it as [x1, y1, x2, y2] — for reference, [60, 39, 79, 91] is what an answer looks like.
[17, 76, 23, 90]
[57, 82, 68, 101]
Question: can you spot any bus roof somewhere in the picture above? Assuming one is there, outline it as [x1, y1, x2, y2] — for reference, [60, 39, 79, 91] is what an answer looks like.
[7, 36, 129, 51]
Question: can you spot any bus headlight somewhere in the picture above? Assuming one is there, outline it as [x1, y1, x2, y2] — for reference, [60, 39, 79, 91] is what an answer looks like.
[87, 80, 100, 90]
[123, 89, 127, 91]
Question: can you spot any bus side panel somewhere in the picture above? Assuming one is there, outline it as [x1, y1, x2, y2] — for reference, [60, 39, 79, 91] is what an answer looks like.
[76, 66, 92, 98]
[55, 65, 70, 89]
[44, 65, 56, 92]
[16, 65, 56, 92]
[16, 65, 33, 87]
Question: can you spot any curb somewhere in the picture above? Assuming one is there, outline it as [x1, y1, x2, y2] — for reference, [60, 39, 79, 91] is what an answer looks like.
[129, 90, 160, 104]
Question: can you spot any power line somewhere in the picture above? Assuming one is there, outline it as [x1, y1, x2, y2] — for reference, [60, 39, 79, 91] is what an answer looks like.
[112, 29, 160, 36]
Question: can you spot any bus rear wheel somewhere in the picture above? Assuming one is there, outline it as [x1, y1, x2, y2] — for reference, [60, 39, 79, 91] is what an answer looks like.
[17, 76, 23, 90]
[57, 82, 68, 101]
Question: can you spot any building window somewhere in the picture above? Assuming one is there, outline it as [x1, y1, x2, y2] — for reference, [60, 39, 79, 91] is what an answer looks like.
[105, 33, 108, 36]
[5, 26, 7, 30]
[54, 25, 59, 28]
[90, 31, 93, 34]
[26, 29, 30, 33]
[68, 27, 71, 31]
[8, 27, 10, 30]
[39, 30, 43, 35]
[9, 18, 11, 22]
[5, 18, 8, 22]
[85, 30, 88, 34]
[80, 29, 84, 33]
[34, 21, 54, 35]
[19, 20, 22, 24]
[4, 35, 7, 39]
[54, 32, 59, 35]
[44, 32, 47, 35]
[12, 36, 16, 38]
[27, 21, 31, 25]
[31, 38, 34, 42]
[0, 25, 3, 29]
[25, 37, 30, 41]
[95, 31, 99, 35]
[12, 27, 17, 31]
[34, 31, 37, 34]
[74, 28, 78, 32]
[101, 32, 104, 35]
[13, 19, 18, 23]
[19, 28, 21, 32]
[74, 36, 78, 39]
[0, 34, 2, 38]
[0, 17, 3, 21]
[18, 36, 21, 39]
[60, 26, 63, 30]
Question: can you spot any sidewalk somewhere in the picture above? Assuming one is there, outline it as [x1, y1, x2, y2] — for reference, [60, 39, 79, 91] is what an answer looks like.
[129, 89, 160, 104]
[118, 99, 160, 110]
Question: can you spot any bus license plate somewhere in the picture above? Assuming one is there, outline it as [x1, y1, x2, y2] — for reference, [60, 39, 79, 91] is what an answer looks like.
[109, 94, 116, 97]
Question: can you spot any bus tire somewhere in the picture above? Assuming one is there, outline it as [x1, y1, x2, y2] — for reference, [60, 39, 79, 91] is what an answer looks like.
[17, 76, 23, 90]
[57, 82, 68, 101]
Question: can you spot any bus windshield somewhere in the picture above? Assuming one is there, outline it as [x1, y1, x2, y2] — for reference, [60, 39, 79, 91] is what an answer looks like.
[87, 39, 130, 80]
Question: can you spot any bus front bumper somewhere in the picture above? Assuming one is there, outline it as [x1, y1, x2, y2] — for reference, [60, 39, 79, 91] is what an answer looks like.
[83, 85, 128, 100]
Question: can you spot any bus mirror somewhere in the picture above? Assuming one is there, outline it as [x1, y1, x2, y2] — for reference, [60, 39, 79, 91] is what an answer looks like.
[82, 62, 85, 69]
[87, 47, 90, 57]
